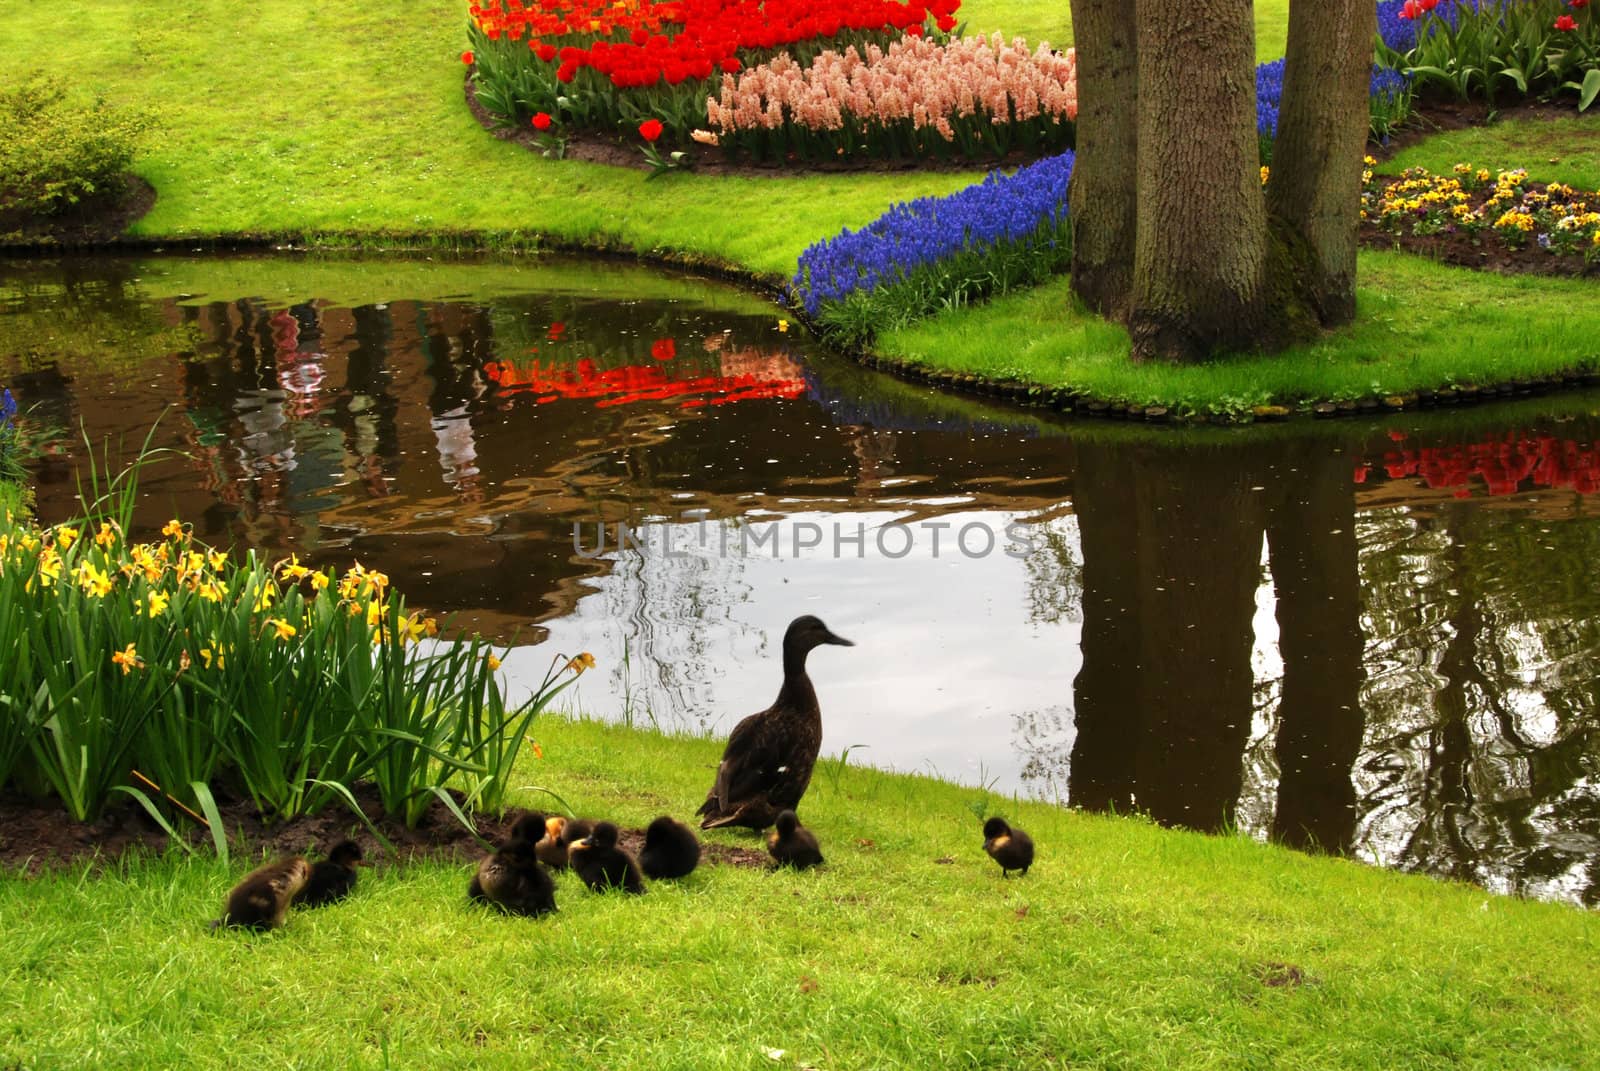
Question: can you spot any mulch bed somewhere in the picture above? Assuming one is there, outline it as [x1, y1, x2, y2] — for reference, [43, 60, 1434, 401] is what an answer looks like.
[0, 176, 157, 249]
[0, 784, 769, 874]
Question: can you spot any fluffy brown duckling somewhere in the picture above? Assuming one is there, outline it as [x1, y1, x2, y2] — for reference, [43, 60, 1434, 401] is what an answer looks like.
[697, 615, 854, 831]
[292, 840, 366, 909]
[213, 855, 313, 931]
[766, 810, 824, 870]
[982, 817, 1034, 878]
[568, 821, 645, 894]
[468, 822, 557, 917]
[533, 815, 596, 870]
[638, 815, 701, 880]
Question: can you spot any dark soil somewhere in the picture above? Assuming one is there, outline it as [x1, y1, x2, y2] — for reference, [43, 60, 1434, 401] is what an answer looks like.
[0, 784, 769, 874]
[463, 70, 1060, 178]
[0, 176, 157, 249]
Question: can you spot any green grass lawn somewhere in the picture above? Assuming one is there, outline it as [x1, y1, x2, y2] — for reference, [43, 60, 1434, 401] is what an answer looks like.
[876, 250, 1600, 416]
[0, 1, 1289, 280]
[2, 714, 1595, 1070]
[1380, 110, 1600, 189]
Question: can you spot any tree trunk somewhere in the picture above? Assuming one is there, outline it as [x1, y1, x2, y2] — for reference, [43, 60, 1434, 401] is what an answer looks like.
[1066, 0, 1138, 319]
[1267, 0, 1377, 325]
[1129, 0, 1270, 362]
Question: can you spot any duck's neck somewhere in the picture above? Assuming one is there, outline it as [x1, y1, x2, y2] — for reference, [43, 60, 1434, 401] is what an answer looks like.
[775, 647, 818, 710]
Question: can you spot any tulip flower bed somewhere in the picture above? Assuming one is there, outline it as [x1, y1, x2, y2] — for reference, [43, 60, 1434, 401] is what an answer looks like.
[467, 0, 962, 147]
[702, 35, 1076, 162]
[0, 483, 582, 832]
[791, 151, 1072, 347]
[1363, 161, 1600, 270]
[1376, 0, 1600, 110]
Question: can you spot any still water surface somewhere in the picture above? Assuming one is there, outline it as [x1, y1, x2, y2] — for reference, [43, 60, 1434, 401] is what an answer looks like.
[3, 254, 1598, 905]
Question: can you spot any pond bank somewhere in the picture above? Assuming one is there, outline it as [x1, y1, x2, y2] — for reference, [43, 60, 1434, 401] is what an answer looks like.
[0, 714, 1594, 1069]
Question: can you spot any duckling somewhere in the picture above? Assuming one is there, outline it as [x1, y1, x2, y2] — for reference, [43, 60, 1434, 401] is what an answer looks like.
[982, 817, 1034, 878]
[767, 810, 824, 870]
[698, 615, 854, 831]
[468, 826, 557, 917]
[638, 815, 701, 880]
[213, 854, 313, 931]
[292, 840, 365, 909]
[568, 821, 645, 894]
[534, 815, 596, 870]
[534, 814, 570, 869]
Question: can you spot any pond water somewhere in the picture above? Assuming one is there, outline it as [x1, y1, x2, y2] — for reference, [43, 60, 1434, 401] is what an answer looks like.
[3, 254, 1599, 906]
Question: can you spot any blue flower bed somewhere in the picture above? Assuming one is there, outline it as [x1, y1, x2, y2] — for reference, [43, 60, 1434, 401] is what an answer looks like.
[1256, 61, 1412, 138]
[792, 151, 1074, 321]
[792, 6, 1424, 333]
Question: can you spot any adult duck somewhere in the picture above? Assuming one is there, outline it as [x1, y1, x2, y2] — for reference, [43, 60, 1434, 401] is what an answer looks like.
[697, 615, 853, 831]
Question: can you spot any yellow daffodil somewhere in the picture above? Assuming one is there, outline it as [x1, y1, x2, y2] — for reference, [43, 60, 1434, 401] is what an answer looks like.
[94, 522, 119, 548]
[486, 652, 502, 671]
[111, 643, 143, 675]
[55, 526, 79, 549]
[566, 651, 596, 675]
[278, 554, 312, 582]
[76, 560, 114, 598]
[268, 618, 297, 641]
[162, 519, 186, 540]
[146, 590, 170, 617]
[777, 319, 790, 333]
[310, 571, 330, 592]
[37, 546, 62, 587]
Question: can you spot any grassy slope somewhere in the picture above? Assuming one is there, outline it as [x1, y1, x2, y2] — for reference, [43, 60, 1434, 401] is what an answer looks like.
[1, 715, 1594, 1070]
[877, 251, 1600, 411]
[0, 1, 1288, 280]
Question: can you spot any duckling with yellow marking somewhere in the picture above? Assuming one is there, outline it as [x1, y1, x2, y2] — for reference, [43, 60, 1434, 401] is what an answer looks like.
[982, 817, 1033, 877]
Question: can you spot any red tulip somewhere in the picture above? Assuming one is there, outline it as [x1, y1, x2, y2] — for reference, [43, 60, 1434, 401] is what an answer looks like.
[1555, 13, 1578, 28]
[461, 50, 475, 65]
[639, 118, 664, 142]
[1570, 0, 1589, 9]
[650, 338, 676, 361]
[532, 111, 553, 130]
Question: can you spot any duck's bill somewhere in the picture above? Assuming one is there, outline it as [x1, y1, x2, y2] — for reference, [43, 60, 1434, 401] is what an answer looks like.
[823, 631, 854, 647]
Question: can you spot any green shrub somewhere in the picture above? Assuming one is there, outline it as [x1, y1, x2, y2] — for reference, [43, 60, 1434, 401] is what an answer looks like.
[0, 76, 148, 218]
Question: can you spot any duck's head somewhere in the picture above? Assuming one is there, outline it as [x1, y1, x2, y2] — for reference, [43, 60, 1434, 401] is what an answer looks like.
[327, 840, 365, 867]
[982, 817, 1011, 840]
[784, 615, 854, 655]
[508, 811, 547, 846]
[575, 821, 620, 853]
[774, 810, 800, 838]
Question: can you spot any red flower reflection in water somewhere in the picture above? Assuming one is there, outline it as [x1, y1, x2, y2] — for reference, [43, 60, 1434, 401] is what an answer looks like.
[483, 343, 804, 409]
[1360, 430, 1600, 496]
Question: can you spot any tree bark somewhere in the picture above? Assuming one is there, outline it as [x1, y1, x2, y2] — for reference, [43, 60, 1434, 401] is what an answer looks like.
[1267, 0, 1377, 325]
[1066, 0, 1138, 319]
[1129, 0, 1270, 362]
